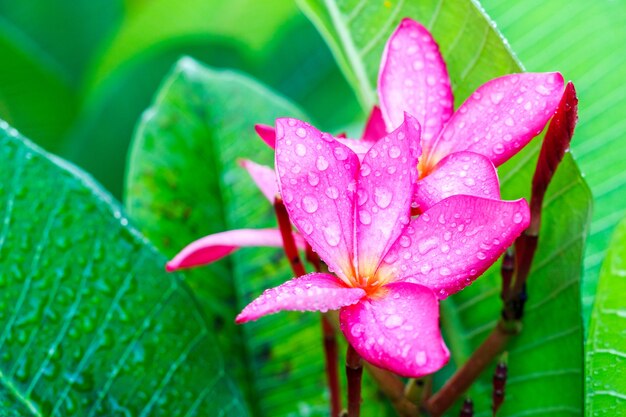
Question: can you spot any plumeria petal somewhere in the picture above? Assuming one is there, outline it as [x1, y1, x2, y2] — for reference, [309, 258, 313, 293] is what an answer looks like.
[413, 151, 500, 213]
[335, 137, 373, 163]
[356, 113, 421, 278]
[340, 282, 449, 377]
[425, 72, 565, 170]
[378, 195, 530, 298]
[239, 159, 278, 203]
[255, 124, 276, 149]
[236, 273, 365, 323]
[275, 118, 359, 283]
[378, 18, 453, 154]
[361, 106, 386, 143]
[166, 228, 305, 271]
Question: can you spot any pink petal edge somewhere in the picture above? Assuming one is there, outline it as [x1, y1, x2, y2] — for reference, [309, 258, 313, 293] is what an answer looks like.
[275, 118, 360, 284]
[378, 195, 530, 298]
[361, 106, 386, 143]
[378, 18, 453, 155]
[236, 273, 365, 323]
[239, 159, 278, 203]
[356, 113, 421, 278]
[413, 151, 500, 214]
[340, 282, 449, 377]
[254, 124, 276, 149]
[426, 72, 565, 169]
[166, 228, 305, 271]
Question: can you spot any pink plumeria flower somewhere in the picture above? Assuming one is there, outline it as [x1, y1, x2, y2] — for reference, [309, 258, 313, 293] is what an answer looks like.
[235, 115, 530, 377]
[378, 18, 564, 212]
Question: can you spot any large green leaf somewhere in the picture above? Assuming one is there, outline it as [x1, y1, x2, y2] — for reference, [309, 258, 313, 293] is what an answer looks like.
[299, 1, 591, 415]
[124, 58, 393, 416]
[0, 122, 248, 416]
[481, 0, 626, 324]
[585, 217, 626, 416]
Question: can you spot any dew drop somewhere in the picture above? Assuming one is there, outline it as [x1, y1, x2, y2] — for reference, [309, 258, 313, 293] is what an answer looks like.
[361, 163, 371, 176]
[493, 143, 505, 155]
[359, 210, 372, 225]
[302, 196, 319, 213]
[351, 323, 365, 337]
[357, 190, 368, 206]
[296, 127, 307, 138]
[477, 252, 487, 260]
[325, 186, 339, 200]
[413, 60, 424, 70]
[490, 92, 504, 104]
[513, 212, 524, 224]
[307, 171, 320, 186]
[400, 236, 411, 247]
[334, 146, 349, 161]
[439, 267, 451, 276]
[323, 225, 341, 247]
[420, 263, 432, 274]
[389, 146, 401, 159]
[426, 75, 436, 86]
[316, 156, 329, 171]
[374, 187, 392, 209]
[464, 178, 476, 187]
[295, 143, 307, 156]
[418, 237, 438, 255]
[384, 315, 403, 329]
[415, 351, 427, 366]
[504, 117, 515, 127]
[535, 84, 551, 95]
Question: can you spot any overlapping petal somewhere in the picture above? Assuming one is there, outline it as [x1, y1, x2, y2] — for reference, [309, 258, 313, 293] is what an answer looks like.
[413, 151, 500, 213]
[378, 18, 453, 154]
[254, 123, 276, 149]
[361, 106, 386, 143]
[166, 229, 304, 271]
[236, 273, 366, 323]
[340, 282, 449, 377]
[275, 118, 359, 283]
[239, 159, 278, 203]
[378, 195, 530, 298]
[356, 114, 421, 278]
[425, 72, 565, 170]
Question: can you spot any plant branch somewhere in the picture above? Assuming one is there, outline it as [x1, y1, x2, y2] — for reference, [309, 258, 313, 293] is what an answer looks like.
[346, 344, 363, 417]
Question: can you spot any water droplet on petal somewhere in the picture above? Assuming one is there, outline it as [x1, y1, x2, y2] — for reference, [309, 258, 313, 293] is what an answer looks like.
[426, 75, 436, 86]
[302, 196, 319, 213]
[359, 210, 372, 225]
[490, 92, 504, 104]
[439, 267, 451, 276]
[418, 237, 438, 255]
[325, 186, 339, 200]
[357, 190, 368, 206]
[323, 224, 341, 247]
[351, 323, 365, 337]
[493, 143, 505, 155]
[374, 187, 392, 209]
[389, 146, 401, 159]
[361, 163, 371, 177]
[400, 236, 411, 247]
[415, 351, 427, 366]
[513, 212, 524, 224]
[333, 146, 348, 161]
[308, 171, 319, 186]
[477, 252, 487, 260]
[300, 220, 313, 235]
[504, 117, 515, 127]
[295, 143, 307, 156]
[384, 315, 403, 329]
[413, 60, 424, 70]
[296, 127, 307, 138]
[535, 85, 551, 96]
[316, 156, 329, 171]
[420, 263, 432, 274]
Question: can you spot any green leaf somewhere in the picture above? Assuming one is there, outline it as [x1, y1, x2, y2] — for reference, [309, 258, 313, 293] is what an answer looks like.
[585, 217, 626, 416]
[300, 1, 591, 415]
[124, 58, 393, 416]
[0, 122, 248, 416]
[480, 0, 626, 325]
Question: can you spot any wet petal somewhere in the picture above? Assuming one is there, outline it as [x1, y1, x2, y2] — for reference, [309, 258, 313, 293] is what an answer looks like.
[361, 106, 386, 143]
[378, 196, 530, 298]
[426, 72, 565, 169]
[239, 159, 278, 203]
[340, 282, 449, 377]
[275, 118, 359, 283]
[236, 273, 365, 323]
[378, 18, 453, 155]
[166, 228, 304, 271]
[414, 152, 500, 213]
[255, 124, 276, 149]
[356, 114, 421, 278]
[335, 137, 373, 163]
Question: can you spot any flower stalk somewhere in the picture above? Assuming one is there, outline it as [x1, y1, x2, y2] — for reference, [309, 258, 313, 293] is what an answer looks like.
[346, 344, 363, 417]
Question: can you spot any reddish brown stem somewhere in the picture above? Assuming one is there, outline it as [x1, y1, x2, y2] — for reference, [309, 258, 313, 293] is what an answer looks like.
[322, 315, 342, 416]
[346, 344, 363, 417]
[492, 359, 508, 416]
[274, 197, 306, 277]
[425, 322, 513, 417]
[459, 398, 474, 417]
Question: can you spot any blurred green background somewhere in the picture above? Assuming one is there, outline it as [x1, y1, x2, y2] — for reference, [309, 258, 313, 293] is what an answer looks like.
[0, 0, 624, 320]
